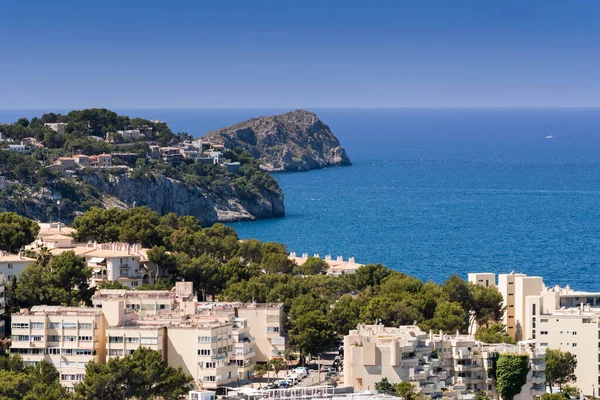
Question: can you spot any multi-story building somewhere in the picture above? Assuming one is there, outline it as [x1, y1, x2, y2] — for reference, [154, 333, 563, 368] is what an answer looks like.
[0, 251, 36, 281]
[198, 302, 287, 362]
[46, 242, 153, 288]
[0, 274, 5, 339]
[92, 281, 196, 315]
[10, 305, 107, 390]
[471, 272, 600, 397]
[44, 122, 66, 134]
[344, 324, 545, 400]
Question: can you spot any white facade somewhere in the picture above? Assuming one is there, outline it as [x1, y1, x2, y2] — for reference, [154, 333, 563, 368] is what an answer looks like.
[0, 251, 36, 281]
[471, 272, 600, 397]
[344, 324, 545, 400]
[10, 306, 107, 390]
[0, 274, 5, 339]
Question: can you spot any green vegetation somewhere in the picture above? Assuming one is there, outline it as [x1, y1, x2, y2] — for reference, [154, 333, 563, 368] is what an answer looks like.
[374, 378, 420, 399]
[0, 354, 71, 400]
[0, 109, 282, 223]
[7, 251, 92, 312]
[495, 354, 530, 400]
[475, 323, 516, 344]
[3, 208, 506, 360]
[0, 212, 40, 252]
[545, 349, 578, 392]
[73, 347, 192, 400]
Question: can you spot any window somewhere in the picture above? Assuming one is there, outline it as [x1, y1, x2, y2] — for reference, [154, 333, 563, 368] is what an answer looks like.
[49, 322, 61, 329]
[79, 323, 93, 330]
[541, 331, 548, 335]
[63, 322, 77, 330]
[75, 349, 92, 355]
[16, 335, 29, 341]
[541, 319, 548, 323]
[31, 322, 44, 329]
[11, 323, 29, 329]
[203, 376, 216, 382]
[46, 348, 60, 355]
[573, 331, 577, 335]
[109, 349, 123, 356]
[541, 343, 549, 347]
[47, 335, 60, 342]
[267, 326, 280, 333]
[78, 336, 93, 342]
[32, 336, 44, 342]
[62, 349, 75, 355]
[125, 337, 139, 344]
[109, 336, 123, 344]
[198, 349, 211, 356]
[573, 343, 577, 347]
[205, 362, 216, 368]
[140, 337, 157, 345]
[7, 263, 12, 269]
[198, 336, 212, 343]
[532, 304, 536, 316]
[64, 336, 76, 342]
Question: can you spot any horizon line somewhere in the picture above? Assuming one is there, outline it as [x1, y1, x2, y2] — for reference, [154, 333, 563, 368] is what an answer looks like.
[1, 106, 600, 111]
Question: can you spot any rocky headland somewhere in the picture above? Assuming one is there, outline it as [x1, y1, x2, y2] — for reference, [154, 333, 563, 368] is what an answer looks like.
[202, 109, 351, 172]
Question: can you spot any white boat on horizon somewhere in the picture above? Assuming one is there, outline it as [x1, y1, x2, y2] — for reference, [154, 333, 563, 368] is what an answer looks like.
[545, 135, 554, 139]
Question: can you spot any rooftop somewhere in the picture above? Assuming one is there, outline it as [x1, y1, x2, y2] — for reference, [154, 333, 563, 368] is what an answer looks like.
[19, 305, 103, 316]
[0, 251, 36, 262]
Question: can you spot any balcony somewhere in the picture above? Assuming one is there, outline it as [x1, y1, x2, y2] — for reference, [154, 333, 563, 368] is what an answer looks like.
[532, 362, 545, 372]
[531, 373, 545, 384]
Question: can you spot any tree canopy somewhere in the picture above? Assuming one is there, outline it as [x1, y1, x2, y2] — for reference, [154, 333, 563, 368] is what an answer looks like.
[0, 212, 39, 252]
[0, 354, 70, 400]
[495, 354, 530, 400]
[73, 347, 192, 400]
[545, 349, 577, 391]
[474, 324, 516, 344]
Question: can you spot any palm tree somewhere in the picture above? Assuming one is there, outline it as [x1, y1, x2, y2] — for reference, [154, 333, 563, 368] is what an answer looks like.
[36, 247, 52, 267]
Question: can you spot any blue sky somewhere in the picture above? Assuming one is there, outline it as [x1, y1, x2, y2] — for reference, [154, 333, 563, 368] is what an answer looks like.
[0, 0, 599, 108]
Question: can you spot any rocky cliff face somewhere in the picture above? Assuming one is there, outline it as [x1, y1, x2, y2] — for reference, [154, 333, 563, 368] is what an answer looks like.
[82, 173, 284, 226]
[203, 110, 351, 172]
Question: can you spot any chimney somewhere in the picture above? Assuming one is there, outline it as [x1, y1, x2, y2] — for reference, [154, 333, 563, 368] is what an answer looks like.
[127, 245, 131, 255]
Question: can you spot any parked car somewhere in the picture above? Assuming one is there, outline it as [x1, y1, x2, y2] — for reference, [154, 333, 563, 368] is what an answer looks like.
[327, 367, 337, 374]
[278, 380, 291, 388]
[294, 367, 308, 378]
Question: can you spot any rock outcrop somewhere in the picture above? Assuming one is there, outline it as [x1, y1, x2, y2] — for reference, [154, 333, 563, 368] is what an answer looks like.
[203, 110, 351, 172]
[81, 173, 285, 226]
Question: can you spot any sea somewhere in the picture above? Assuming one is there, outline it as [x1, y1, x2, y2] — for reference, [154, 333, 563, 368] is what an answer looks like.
[2, 108, 600, 290]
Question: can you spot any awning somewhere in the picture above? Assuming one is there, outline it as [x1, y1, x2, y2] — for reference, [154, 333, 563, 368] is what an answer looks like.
[93, 267, 105, 272]
[89, 257, 106, 264]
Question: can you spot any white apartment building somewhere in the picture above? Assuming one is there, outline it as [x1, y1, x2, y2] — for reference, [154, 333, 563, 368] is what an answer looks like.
[44, 122, 66, 134]
[344, 324, 545, 400]
[0, 275, 5, 339]
[0, 251, 36, 281]
[47, 242, 153, 288]
[10, 306, 107, 390]
[471, 272, 600, 397]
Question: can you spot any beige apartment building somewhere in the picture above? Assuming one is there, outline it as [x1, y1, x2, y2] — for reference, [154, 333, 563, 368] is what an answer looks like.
[344, 324, 545, 400]
[10, 306, 107, 390]
[199, 301, 287, 362]
[471, 272, 600, 397]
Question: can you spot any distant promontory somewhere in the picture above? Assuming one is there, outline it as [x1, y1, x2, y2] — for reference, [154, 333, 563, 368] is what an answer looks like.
[202, 110, 351, 172]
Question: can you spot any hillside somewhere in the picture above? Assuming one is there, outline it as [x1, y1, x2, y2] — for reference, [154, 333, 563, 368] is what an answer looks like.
[202, 110, 351, 171]
[0, 109, 284, 224]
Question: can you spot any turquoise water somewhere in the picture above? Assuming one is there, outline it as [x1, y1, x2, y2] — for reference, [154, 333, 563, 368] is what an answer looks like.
[2, 108, 600, 289]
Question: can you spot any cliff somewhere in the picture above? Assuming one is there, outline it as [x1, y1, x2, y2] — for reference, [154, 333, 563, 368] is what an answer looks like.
[0, 168, 284, 226]
[82, 172, 284, 225]
[202, 110, 351, 172]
